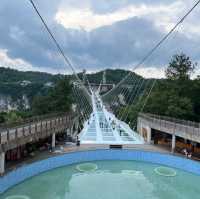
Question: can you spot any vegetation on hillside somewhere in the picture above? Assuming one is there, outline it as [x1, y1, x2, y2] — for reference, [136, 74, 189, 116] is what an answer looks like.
[0, 67, 130, 124]
[0, 54, 199, 125]
[0, 67, 61, 83]
[0, 67, 63, 108]
[77, 69, 139, 85]
[31, 77, 72, 115]
[0, 77, 72, 124]
[126, 53, 200, 124]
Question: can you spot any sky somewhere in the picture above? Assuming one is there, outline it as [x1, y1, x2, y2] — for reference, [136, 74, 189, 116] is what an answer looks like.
[0, 0, 200, 78]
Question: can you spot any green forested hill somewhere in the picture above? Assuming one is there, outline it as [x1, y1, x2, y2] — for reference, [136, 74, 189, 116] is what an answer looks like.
[0, 67, 134, 85]
[0, 67, 61, 83]
[78, 69, 140, 85]
[0, 53, 200, 124]
[125, 54, 200, 123]
[0, 67, 133, 123]
[0, 67, 134, 105]
[87, 69, 136, 84]
[0, 67, 63, 102]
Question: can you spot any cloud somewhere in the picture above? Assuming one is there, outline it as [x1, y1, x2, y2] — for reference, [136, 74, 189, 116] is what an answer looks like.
[55, 1, 182, 31]
[134, 67, 165, 79]
[0, 49, 32, 70]
[0, 49, 66, 74]
[0, 0, 199, 78]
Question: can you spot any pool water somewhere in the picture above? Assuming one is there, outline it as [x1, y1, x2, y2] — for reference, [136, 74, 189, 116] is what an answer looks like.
[1, 160, 200, 199]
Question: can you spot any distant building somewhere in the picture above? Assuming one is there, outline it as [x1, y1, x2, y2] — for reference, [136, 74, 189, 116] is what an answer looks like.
[44, 82, 54, 87]
[20, 80, 31, 86]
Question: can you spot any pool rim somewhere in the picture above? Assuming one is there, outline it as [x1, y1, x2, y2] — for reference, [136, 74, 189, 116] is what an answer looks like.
[0, 149, 200, 194]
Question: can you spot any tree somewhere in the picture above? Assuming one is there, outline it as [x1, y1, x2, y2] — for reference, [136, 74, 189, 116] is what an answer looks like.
[6, 111, 23, 124]
[165, 53, 196, 81]
[32, 95, 51, 115]
[165, 95, 194, 119]
[0, 112, 6, 123]
[32, 77, 72, 115]
[48, 77, 72, 112]
[126, 73, 199, 122]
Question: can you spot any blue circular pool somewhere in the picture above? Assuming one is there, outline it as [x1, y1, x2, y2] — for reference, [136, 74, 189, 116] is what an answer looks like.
[1, 160, 200, 199]
[0, 150, 200, 199]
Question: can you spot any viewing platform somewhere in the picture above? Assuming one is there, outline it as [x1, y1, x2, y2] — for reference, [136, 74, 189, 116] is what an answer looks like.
[0, 113, 74, 174]
[138, 113, 200, 153]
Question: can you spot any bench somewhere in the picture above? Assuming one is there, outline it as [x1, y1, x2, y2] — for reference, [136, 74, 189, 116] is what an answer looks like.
[109, 145, 123, 149]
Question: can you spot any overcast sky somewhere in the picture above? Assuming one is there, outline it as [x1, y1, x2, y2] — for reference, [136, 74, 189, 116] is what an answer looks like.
[0, 0, 200, 78]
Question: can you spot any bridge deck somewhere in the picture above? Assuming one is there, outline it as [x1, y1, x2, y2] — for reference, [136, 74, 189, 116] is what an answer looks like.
[79, 91, 144, 144]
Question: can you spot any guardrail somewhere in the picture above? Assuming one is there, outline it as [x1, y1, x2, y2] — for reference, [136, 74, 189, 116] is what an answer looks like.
[0, 114, 74, 151]
[0, 112, 69, 130]
[138, 113, 200, 141]
[139, 113, 200, 128]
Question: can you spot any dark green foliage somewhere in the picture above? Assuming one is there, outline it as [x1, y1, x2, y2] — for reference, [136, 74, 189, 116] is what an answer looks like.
[143, 80, 196, 120]
[0, 83, 49, 102]
[77, 69, 139, 85]
[127, 53, 200, 123]
[0, 67, 61, 83]
[0, 112, 6, 123]
[32, 77, 72, 115]
[0, 67, 63, 106]
[0, 111, 34, 124]
[165, 53, 196, 81]
[1, 55, 199, 124]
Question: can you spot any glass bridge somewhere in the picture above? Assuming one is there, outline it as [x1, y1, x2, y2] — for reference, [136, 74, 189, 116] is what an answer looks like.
[79, 91, 144, 144]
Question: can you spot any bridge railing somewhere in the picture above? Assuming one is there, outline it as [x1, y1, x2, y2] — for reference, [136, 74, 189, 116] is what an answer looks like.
[0, 113, 74, 146]
[0, 112, 69, 130]
[139, 113, 200, 128]
[139, 113, 200, 139]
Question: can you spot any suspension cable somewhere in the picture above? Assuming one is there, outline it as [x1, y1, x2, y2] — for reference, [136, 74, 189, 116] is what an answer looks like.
[28, 0, 92, 103]
[114, 75, 139, 115]
[123, 79, 155, 122]
[102, 0, 200, 99]
[73, 85, 91, 119]
[119, 78, 144, 120]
